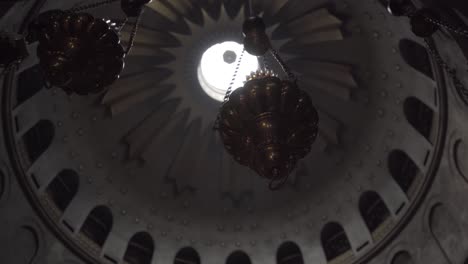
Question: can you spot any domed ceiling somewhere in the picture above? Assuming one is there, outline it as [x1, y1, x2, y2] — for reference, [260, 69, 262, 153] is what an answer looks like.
[2, 0, 447, 263]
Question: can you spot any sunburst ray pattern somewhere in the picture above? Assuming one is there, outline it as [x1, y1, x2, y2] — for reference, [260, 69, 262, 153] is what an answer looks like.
[101, 1, 353, 166]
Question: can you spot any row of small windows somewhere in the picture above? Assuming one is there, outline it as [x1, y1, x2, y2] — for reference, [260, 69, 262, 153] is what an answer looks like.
[42, 153, 420, 263]
[43, 155, 421, 264]
[46, 152, 417, 228]
[46, 188, 394, 263]
[321, 191, 392, 261]
[41, 152, 423, 264]
[78, 208, 198, 264]
[43, 148, 421, 219]
[399, 38, 436, 144]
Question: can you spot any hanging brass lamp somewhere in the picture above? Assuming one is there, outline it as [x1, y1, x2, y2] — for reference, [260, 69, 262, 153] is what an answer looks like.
[27, 9, 125, 95]
[215, 16, 319, 190]
[26, 0, 151, 95]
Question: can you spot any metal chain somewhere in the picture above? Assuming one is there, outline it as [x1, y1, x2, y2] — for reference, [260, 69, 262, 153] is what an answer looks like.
[124, 9, 143, 54]
[225, 49, 245, 102]
[248, 0, 254, 17]
[423, 15, 468, 37]
[269, 48, 296, 83]
[68, 0, 120, 13]
[262, 54, 270, 71]
[423, 38, 468, 104]
[213, 49, 246, 130]
[118, 17, 128, 33]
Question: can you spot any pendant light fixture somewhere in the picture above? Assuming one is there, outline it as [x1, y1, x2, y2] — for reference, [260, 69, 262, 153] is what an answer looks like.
[214, 13, 319, 190]
[25, 0, 151, 95]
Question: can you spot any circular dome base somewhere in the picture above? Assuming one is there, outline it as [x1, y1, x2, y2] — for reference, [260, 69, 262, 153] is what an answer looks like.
[4, 1, 448, 264]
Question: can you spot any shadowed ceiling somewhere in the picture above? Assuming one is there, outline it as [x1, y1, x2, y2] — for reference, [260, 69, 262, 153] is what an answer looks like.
[1, 0, 448, 263]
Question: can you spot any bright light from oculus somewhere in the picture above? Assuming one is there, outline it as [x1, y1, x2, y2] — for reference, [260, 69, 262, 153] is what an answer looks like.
[198, 41, 259, 102]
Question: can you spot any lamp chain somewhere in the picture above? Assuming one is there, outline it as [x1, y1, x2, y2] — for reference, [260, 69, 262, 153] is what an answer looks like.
[213, 49, 245, 130]
[262, 54, 270, 71]
[269, 48, 297, 83]
[423, 38, 468, 105]
[124, 9, 143, 54]
[117, 18, 128, 33]
[422, 15, 468, 37]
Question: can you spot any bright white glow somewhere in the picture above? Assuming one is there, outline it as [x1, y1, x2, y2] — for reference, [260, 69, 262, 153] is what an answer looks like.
[198, 41, 259, 102]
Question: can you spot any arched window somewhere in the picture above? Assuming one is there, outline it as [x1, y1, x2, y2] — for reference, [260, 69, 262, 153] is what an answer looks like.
[80, 206, 113, 247]
[46, 169, 79, 212]
[277, 241, 304, 264]
[23, 120, 54, 163]
[174, 247, 200, 264]
[359, 191, 391, 233]
[123, 232, 154, 264]
[392, 251, 414, 264]
[321, 222, 352, 261]
[404, 97, 434, 141]
[17, 65, 45, 104]
[399, 39, 433, 79]
[388, 150, 419, 194]
[226, 251, 251, 264]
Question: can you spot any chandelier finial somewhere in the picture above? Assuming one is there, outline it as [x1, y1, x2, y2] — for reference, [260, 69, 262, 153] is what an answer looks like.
[242, 16, 271, 56]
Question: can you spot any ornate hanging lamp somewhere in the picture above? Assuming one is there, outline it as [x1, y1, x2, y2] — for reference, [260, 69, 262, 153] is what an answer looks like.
[214, 16, 319, 190]
[26, 0, 151, 95]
